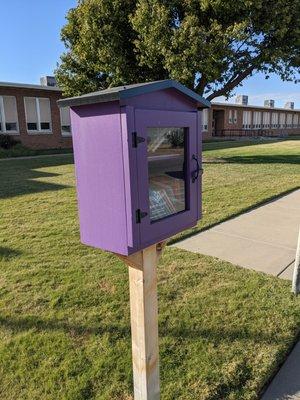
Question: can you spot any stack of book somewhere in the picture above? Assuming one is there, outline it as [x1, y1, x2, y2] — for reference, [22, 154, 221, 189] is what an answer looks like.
[149, 174, 185, 221]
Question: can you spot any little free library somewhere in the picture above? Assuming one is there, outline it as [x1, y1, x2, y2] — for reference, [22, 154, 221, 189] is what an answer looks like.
[58, 80, 210, 400]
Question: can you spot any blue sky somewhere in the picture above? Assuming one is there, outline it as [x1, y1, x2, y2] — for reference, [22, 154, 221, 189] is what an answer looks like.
[0, 0, 76, 84]
[0, 0, 299, 108]
[215, 73, 300, 108]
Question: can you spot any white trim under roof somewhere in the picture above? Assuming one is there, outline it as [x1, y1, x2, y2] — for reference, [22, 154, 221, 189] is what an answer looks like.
[0, 81, 61, 92]
[212, 101, 300, 112]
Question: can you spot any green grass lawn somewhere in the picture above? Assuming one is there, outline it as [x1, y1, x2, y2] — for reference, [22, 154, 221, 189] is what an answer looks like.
[0, 140, 299, 399]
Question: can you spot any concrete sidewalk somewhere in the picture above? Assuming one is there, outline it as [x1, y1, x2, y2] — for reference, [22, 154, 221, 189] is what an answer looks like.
[261, 342, 300, 400]
[175, 189, 300, 279]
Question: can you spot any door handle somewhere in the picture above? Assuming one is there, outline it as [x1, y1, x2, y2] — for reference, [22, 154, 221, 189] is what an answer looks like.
[191, 154, 202, 182]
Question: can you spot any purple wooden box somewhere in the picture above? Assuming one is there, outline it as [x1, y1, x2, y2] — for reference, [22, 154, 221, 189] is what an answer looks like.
[58, 80, 210, 255]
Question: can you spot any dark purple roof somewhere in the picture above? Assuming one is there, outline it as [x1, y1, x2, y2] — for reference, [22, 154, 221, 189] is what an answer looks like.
[57, 79, 211, 109]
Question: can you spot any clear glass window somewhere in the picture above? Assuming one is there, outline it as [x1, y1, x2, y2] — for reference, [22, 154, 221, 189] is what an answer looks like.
[0, 96, 18, 133]
[24, 97, 38, 129]
[202, 109, 208, 131]
[39, 98, 51, 131]
[27, 122, 38, 131]
[40, 122, 50, 130]
[147, 127, 187, 222]
[60, 106, 72, 136]
[5, 122, 17, 131]
[233, 110, 237, 123]
[24, 97, 52, 133]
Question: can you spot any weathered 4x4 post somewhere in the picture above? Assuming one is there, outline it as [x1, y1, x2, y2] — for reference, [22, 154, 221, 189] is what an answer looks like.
[118, 242, 165, 400]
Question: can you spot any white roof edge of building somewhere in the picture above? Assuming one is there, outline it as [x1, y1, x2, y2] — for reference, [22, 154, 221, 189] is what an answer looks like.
[212, 101, 300, 112]
[0, 81, 62, 92]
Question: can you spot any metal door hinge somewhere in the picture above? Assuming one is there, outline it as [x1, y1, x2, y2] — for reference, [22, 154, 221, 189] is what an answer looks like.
[132, 131, 145, 148]
[136, 209, 148, 223]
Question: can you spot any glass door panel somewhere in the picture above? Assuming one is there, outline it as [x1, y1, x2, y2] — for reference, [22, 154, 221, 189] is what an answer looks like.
[134, 109, 199, 248]
[147, 127, 187, 222]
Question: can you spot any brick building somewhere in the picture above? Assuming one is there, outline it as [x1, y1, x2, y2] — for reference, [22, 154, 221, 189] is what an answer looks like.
[0, 78, 72, 149]
[202, 95, 300, 140]
[0, 78, 299, 148]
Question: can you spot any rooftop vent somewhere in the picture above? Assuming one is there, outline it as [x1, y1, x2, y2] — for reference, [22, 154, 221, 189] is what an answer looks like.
[284, 101, 294, 110]
[264, 99, 275, 108]
[40, 76, 57, 87]
[236, 95, 248, 105]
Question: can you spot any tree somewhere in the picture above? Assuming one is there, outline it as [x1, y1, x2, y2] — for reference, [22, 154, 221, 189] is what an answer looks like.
[56, 0, 300, 100]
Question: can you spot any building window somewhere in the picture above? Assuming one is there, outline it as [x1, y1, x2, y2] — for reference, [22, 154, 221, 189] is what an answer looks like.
[279, 113, 286, 128]
[242, 111, 251, 129]
[24, 97, 52, 133]
[229, 109, 237, 124]
[233, 110, 237, 123]
[262, 112, 270, 129]
[286, 113, 293, 128]
[253, 111, 261, 129]
[202, 109, 208, 131]
[271, 112, 279, 128]
[293, 114, 299, 128]
[0, 96, 19, 134]
[60, 106, 72, 136]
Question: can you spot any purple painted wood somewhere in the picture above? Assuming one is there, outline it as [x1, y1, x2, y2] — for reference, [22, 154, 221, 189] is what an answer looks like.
[71, 101, 130, 254]
[120, 105, 140, 252]
[121, 88, 196, 111]
[197, 110, 203, 221]
[68, 85, 206, 255]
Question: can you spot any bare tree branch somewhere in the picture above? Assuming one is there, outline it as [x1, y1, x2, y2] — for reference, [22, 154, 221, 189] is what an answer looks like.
[195, 75, 207, 95]
[206, 65, 256, 101]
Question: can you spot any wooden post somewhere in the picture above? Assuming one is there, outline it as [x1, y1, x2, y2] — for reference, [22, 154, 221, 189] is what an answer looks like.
[118, 242, 164, 400]
[292, 226, 300, 295]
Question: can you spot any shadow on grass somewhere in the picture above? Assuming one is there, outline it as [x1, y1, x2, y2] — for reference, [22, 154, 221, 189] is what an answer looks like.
[203, 154, 300, 165]
[0, 147, 73, 159]
[0, 246, 22, 260]
[0, 155, 73, 199]
[203, 139, 280, 152]
[0, 314, 130, 338]
[0, 313, 287, 345]
[169, 186, 300, 245]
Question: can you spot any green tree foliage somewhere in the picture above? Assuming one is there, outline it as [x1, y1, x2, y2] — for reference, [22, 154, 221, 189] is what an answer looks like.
[56, 0, 300, 99]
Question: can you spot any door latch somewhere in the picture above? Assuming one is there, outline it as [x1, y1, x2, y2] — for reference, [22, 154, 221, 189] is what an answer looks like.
[136, 209, 148, 223]
[132, 132, 145, 148]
